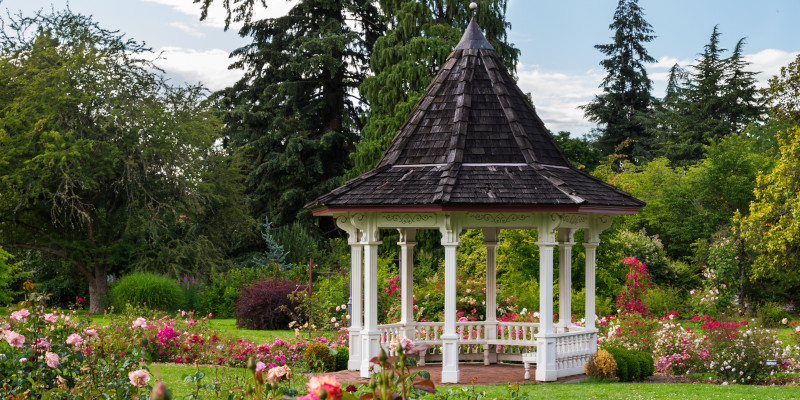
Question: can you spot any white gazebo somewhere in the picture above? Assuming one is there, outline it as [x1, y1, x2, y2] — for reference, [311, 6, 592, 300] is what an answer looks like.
[306, 18, 644, 383]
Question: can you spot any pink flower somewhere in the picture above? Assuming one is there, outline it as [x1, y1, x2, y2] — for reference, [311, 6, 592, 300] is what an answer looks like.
[306, 375, 343, 400]
[43, 313, 59, 323]
[84, 328, 98, 337]
[256, 361, 267, 372]
[10, 309, 30, 322]
[5, 331, 25, 348]
[45, 351, 60, 368]
[267, 365, 292, 383]
[330, 317, 336, 323]
[66, 333, 84, 346]
[77, 297, 84, 303]
[128, 369, 151, 387]
[132, 317, 147, 329]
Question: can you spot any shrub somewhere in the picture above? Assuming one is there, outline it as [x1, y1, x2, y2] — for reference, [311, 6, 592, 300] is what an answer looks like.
[304, 342, 335, 372]
[110, 272, 185, 312]
[334, 346, 349, 371]
[585, 349, 617, 380]
[198, 266, 270, 318]
[616, 257, 652, 317]
[758, 302, 789, 327]
[234, 278, 302, 330]
[642, 285, 691, 318]
[604, 347, 653, 382]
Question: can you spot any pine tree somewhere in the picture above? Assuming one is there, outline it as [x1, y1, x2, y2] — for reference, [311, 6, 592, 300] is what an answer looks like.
[347, 0, 520, 178]
[655, 26, 763, 165]
[581, 0, 656, 161]
[219, 0, 382, 228]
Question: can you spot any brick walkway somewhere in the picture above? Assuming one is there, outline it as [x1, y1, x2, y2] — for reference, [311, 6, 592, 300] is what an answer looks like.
[328, 363, 587, 385]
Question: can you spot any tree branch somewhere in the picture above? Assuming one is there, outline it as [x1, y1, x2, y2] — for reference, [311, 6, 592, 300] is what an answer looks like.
[3, 243, 66, 258]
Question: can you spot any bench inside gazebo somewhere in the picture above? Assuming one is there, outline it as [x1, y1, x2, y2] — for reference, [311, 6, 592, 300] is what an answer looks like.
[306, 17, 644, 383]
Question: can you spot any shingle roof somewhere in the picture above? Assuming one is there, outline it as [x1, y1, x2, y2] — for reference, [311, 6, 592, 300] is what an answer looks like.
[307, 19, 644, 212]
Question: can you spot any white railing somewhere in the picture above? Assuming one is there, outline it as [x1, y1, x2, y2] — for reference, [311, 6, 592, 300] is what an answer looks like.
[554, 330, 595, 375]
[376, 321, 595, 375]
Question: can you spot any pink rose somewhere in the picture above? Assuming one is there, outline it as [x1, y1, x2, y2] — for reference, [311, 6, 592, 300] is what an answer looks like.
[66, 333, 84, 346]
[10, 309, 30, 322]
[43, 313, 59, 323]
[256, 361, 267, 372]
[45, 351, 60, 368]
[132, 317, 147, 329]
[84, 328, 98, 337]
[267, 365, 292, 383]
[128, 369, 151, 387]
[5, 331, 25, 348]
[306, 375, 342, 400]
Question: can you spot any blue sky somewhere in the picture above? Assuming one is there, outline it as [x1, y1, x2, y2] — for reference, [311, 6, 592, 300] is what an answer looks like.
[2, 0, 798, 135]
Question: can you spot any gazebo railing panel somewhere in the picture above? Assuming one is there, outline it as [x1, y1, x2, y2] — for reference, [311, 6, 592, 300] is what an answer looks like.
[554, 330, 595, 376]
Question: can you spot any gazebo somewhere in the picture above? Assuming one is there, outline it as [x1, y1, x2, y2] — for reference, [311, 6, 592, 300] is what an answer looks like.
[306, 18, 644, 383]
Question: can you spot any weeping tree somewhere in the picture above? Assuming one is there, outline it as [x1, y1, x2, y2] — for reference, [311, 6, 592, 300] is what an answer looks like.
[0, 10, 226, 312]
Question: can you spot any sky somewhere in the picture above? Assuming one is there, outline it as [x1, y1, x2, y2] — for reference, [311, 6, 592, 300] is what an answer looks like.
[2, 0, 799, 136]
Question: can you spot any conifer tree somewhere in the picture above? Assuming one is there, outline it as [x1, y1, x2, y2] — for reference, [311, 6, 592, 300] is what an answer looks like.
[581, 0, 656, 161]
[218, 0, 382, 228]
[347, 0, 519, 177]
[655, 26, 763, 165]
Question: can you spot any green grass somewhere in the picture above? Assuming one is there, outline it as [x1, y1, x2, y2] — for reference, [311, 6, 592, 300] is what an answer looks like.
[147, 363, 800, 400]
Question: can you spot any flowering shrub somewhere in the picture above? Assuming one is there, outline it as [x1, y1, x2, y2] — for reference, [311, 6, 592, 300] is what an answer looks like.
[691, 237, 739, 314]
[616, 257, 652, 317]
[235, 278, 305, 330]
[0, 282, 151, 398]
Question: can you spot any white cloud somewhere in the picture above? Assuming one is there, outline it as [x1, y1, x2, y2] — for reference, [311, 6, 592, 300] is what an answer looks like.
[515, 62, 604, 134]
[155, 46, 242, 91]
[745, 48, 799, 87]
[140, 0, 295, 29]
[168, 21, 205, 38]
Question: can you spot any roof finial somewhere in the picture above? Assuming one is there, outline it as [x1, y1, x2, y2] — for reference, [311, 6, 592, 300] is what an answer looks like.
[469, 2, 478, 18]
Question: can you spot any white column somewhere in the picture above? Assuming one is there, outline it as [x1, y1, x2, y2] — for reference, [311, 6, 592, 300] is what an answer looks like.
[585, 239, 599, 354]
[348, 236, 364, 370]
[483, 228, 499, 365]
[557, 229, 574, 333]
[398, 228, 417, 339]
[440, 221, 461, 383]
[360, 224, 382, 378]
[536, 225, 558, 382]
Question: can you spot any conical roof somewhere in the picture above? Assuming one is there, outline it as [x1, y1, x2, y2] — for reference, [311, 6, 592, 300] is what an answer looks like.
[307, 19, 644, 214]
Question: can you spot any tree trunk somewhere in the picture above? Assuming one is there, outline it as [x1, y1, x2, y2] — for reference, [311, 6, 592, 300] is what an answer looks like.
[87, 264, 108, 314]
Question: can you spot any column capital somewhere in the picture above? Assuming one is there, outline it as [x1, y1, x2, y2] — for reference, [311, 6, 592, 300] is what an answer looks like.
[397, 240, 418, 246]
[534, 241, 557, 247]
[583, 242, 600, 249]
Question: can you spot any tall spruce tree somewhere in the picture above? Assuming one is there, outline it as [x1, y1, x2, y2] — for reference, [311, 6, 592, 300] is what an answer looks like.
[347, 0, 520, 177]
[581, 0, 656, 161]
[218, 0, 382, 229]
[655, 26, 763, 164]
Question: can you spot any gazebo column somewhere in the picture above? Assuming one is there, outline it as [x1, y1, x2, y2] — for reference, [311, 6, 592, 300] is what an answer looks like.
[398, 228, 417, 339]
[440, 222, 461, 383]
[483, 228, 499, 365]
[584, 238, 600, 354]
[556, 229, 575, 333]
[360, 223, 382, 378]
[348, 234, 364, 370]
[535, 224, 558, 382]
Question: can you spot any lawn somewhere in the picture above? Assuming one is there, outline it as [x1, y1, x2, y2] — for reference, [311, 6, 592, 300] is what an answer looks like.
[150, 363, 800, 399]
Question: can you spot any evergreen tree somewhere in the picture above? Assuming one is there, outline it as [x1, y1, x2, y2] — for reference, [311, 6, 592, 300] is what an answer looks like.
[347, 0, 520, 177]
[655, 26, 763, 165]
[581, 0, 656, 161]
[219, 0, 383, 228]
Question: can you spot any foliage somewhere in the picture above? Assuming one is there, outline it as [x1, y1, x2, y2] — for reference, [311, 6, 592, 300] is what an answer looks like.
[304, 342, 336, 372]
[736, 127, 800, 301]
[110, 272, 186, 312]
[198, 266, 270, 318]
[765, 53, 800, 123]
[585, 349, 618, 380]
[0, 247, 30, 304]
[235, 278, 303, 330]
[581, 0, 656, 160]
[551, 131, 604, 171]
[348, 0, 519, 177]
[757, 302, 789, 328]
[641, 285, 691, 318]
[334, 346, 348, 371]
[654, 27, 764, 164]
[690, 237, 740, 314]
[0, 9, 231, 313]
